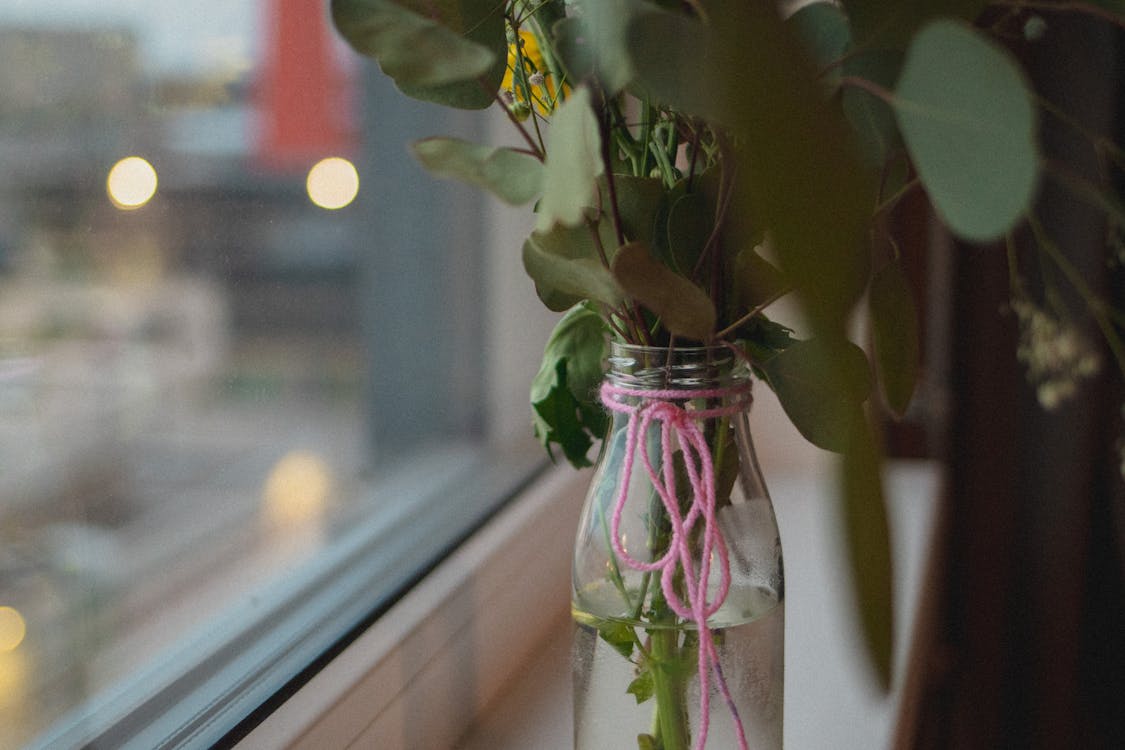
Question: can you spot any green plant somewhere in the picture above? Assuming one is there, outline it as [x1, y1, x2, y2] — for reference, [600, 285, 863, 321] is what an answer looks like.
[331, 0, 1125, 697]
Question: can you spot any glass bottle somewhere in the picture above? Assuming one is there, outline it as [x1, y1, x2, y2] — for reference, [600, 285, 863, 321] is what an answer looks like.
[572, 343, 784, 750]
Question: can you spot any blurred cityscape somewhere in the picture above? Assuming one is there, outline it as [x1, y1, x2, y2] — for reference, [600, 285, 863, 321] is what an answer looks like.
[0, 8, 379, 747]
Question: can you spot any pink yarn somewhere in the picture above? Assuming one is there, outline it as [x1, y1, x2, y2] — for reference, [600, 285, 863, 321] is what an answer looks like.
[601, 381, 753, 750]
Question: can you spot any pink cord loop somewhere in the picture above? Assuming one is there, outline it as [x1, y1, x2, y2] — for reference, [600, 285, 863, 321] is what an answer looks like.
[600, 381, 752, 750]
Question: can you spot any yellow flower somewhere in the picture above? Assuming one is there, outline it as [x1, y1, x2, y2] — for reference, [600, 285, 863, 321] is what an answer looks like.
[501, 29, 567, 116]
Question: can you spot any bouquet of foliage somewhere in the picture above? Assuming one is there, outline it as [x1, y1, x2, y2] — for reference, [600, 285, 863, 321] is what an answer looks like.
[332, 0, 1125, 692]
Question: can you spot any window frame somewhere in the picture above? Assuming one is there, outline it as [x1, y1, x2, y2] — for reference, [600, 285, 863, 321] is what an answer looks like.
[23, 444, 550, 750]
[233, 463, 588, 750]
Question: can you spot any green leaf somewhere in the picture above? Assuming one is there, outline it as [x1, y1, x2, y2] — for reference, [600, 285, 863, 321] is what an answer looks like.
[841, 50, 903, 166]
[894, 20, 1039, 242]
[331, 0, 505, 109]
[611, 241, 716, 342]
[554, 0, 649, 95]
[787, 2, 851, 87]
[522, 223, 623, 311]
[532, 360, 595, 465]
[593, 618, 636, 660]
[537, 87, 605, 231]
[733, 246, 788, 311]
[626, 10, 734, 125]
[840, 414, 895, 690]
[629, 4, 875, 329]
[626, 670, 655, 704]
[869, 258, 920, 416]
[530, 303, 609, 467]
[737, 314, 798, 365]
[665, 192, 711, 276]
[841, 0, 989, 50]
[613, 175, 667, 247]
[411, 138, 543, 205]
[760, 337, 872, 452]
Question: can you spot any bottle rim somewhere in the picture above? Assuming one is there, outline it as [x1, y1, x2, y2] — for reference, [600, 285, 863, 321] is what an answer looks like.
[606, 342, 750, 390]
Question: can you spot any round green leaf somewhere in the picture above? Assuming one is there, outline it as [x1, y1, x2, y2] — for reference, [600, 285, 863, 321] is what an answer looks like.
[611, 241, 716, 342]
[536, 87, 604, 231]
[522, 223, 623, 311]
[411, 138, 543, 205]
[666, 192, 710, 276]
[894, 20, 1039, 242]
[787, 2, 851, 87]
[760, 337, 873, 452]
[842, 50, 903, 166]
[331, 0, 505, 109]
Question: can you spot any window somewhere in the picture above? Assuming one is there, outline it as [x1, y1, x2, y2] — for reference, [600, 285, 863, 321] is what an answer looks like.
[0, 2, 553, 747]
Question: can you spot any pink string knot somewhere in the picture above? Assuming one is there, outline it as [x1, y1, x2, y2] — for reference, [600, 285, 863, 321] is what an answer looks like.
[600, 381, 753, 750]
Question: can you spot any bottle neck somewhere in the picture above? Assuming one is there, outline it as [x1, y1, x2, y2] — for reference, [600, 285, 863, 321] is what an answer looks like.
[606, 342, 750, 393]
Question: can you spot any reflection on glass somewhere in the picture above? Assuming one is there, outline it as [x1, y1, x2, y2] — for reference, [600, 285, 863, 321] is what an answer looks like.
[0, 2, 375, 746]
[262, 450, 333, 528]
[306, 156, 360, 210]
[106, 156, 159, 210]
[0, 607, 26, 652]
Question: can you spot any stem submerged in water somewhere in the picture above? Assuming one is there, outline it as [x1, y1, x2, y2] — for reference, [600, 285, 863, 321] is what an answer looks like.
[649, 624, 691, 750]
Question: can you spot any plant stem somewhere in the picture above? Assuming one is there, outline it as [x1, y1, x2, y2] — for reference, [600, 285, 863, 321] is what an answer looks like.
[873, 176, 921, 217]
[491, 88, 545, 160]
[991, 0, 1125, 30]
[650, 625, 691, 750]
[837, 74, 896, 104]
[713, 286, 793, 341]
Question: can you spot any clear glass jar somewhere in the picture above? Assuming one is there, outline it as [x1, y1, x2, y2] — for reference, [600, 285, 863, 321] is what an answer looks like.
[572, 343, 784, 750]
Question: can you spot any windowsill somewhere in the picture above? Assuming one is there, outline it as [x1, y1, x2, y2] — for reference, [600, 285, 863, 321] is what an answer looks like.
[243, 457, 940, 750]
[236, 462, 591, 749]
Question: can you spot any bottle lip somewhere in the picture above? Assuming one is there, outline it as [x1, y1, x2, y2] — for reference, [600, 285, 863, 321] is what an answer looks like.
[606, 342, 750, 390]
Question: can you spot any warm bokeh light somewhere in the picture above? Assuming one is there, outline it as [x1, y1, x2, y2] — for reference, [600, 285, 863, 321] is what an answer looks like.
[106, 156, 158, 209]
[0, 649, 28, 714]
[263, 451, 332, 527]
[306, 157, 359, 209]
[0, 607, 26, 653]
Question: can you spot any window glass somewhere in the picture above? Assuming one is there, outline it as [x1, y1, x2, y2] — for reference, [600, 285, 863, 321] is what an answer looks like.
[0, 2, 548, 747]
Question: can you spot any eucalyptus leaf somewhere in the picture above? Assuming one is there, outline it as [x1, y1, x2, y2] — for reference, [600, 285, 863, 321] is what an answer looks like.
[840, 414, 895, 690]
[331, 0, 505, 109]
[841, 0, 989, 50]
[411, 138, 543, 205]
[733, 246, 788, 311]
[537, 87, 605, 231]
[760, 337, 872, 452]
[611, 241, 716, 342]
[894, 20, 1039, 242]
[842, 50, 903, 166]
[556, 0, 649, 95]
[666, 192, 710, 276]
[522, 223, 623, 310]
[628, 5, 875, 328]
[787, 2, 851, 87]
[613, 175, 667, 247]
[626, 10, 734, 125]
[869, 258, 920, 416]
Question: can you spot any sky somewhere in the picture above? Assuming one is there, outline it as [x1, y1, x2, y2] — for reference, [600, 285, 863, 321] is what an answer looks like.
[0, 0, 262, 74]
